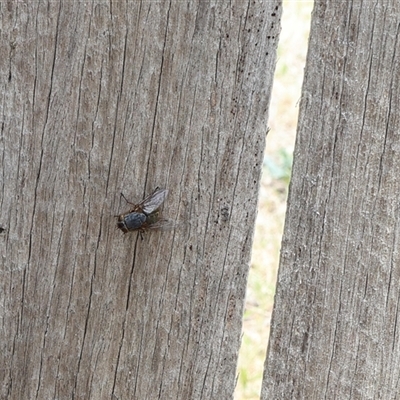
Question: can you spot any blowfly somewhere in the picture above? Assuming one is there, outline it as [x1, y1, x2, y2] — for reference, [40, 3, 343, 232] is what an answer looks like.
[115, 187, 170, 236]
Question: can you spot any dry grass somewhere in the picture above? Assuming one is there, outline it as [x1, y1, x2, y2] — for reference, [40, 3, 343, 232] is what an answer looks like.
[235, 2, 313, 399]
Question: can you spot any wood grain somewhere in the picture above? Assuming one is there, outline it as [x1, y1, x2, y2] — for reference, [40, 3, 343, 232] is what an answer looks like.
[263, 1, 400, 398]
[0, 1, 281, 398]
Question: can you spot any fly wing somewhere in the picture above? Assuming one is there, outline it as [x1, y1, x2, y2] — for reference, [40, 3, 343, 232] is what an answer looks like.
[140, 187, 168, 215]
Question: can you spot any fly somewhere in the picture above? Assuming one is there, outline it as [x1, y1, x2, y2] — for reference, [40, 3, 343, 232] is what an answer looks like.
[115, 187, 169, 237]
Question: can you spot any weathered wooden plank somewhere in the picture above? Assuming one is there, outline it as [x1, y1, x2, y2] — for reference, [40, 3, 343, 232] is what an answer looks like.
[262, 1, 400, 398]
[0, 1, 281, 398]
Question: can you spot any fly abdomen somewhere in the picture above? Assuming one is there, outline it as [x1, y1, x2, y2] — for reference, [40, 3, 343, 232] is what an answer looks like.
[117, 212, 147, 233]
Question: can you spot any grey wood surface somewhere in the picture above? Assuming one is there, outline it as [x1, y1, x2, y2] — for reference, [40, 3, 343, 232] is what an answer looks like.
[262, 1, 400, 398]
[0, 1, 281, 399]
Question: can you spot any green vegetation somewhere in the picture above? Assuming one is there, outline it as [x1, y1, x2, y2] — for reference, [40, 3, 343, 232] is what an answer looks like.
[263, 148, 293, 185]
